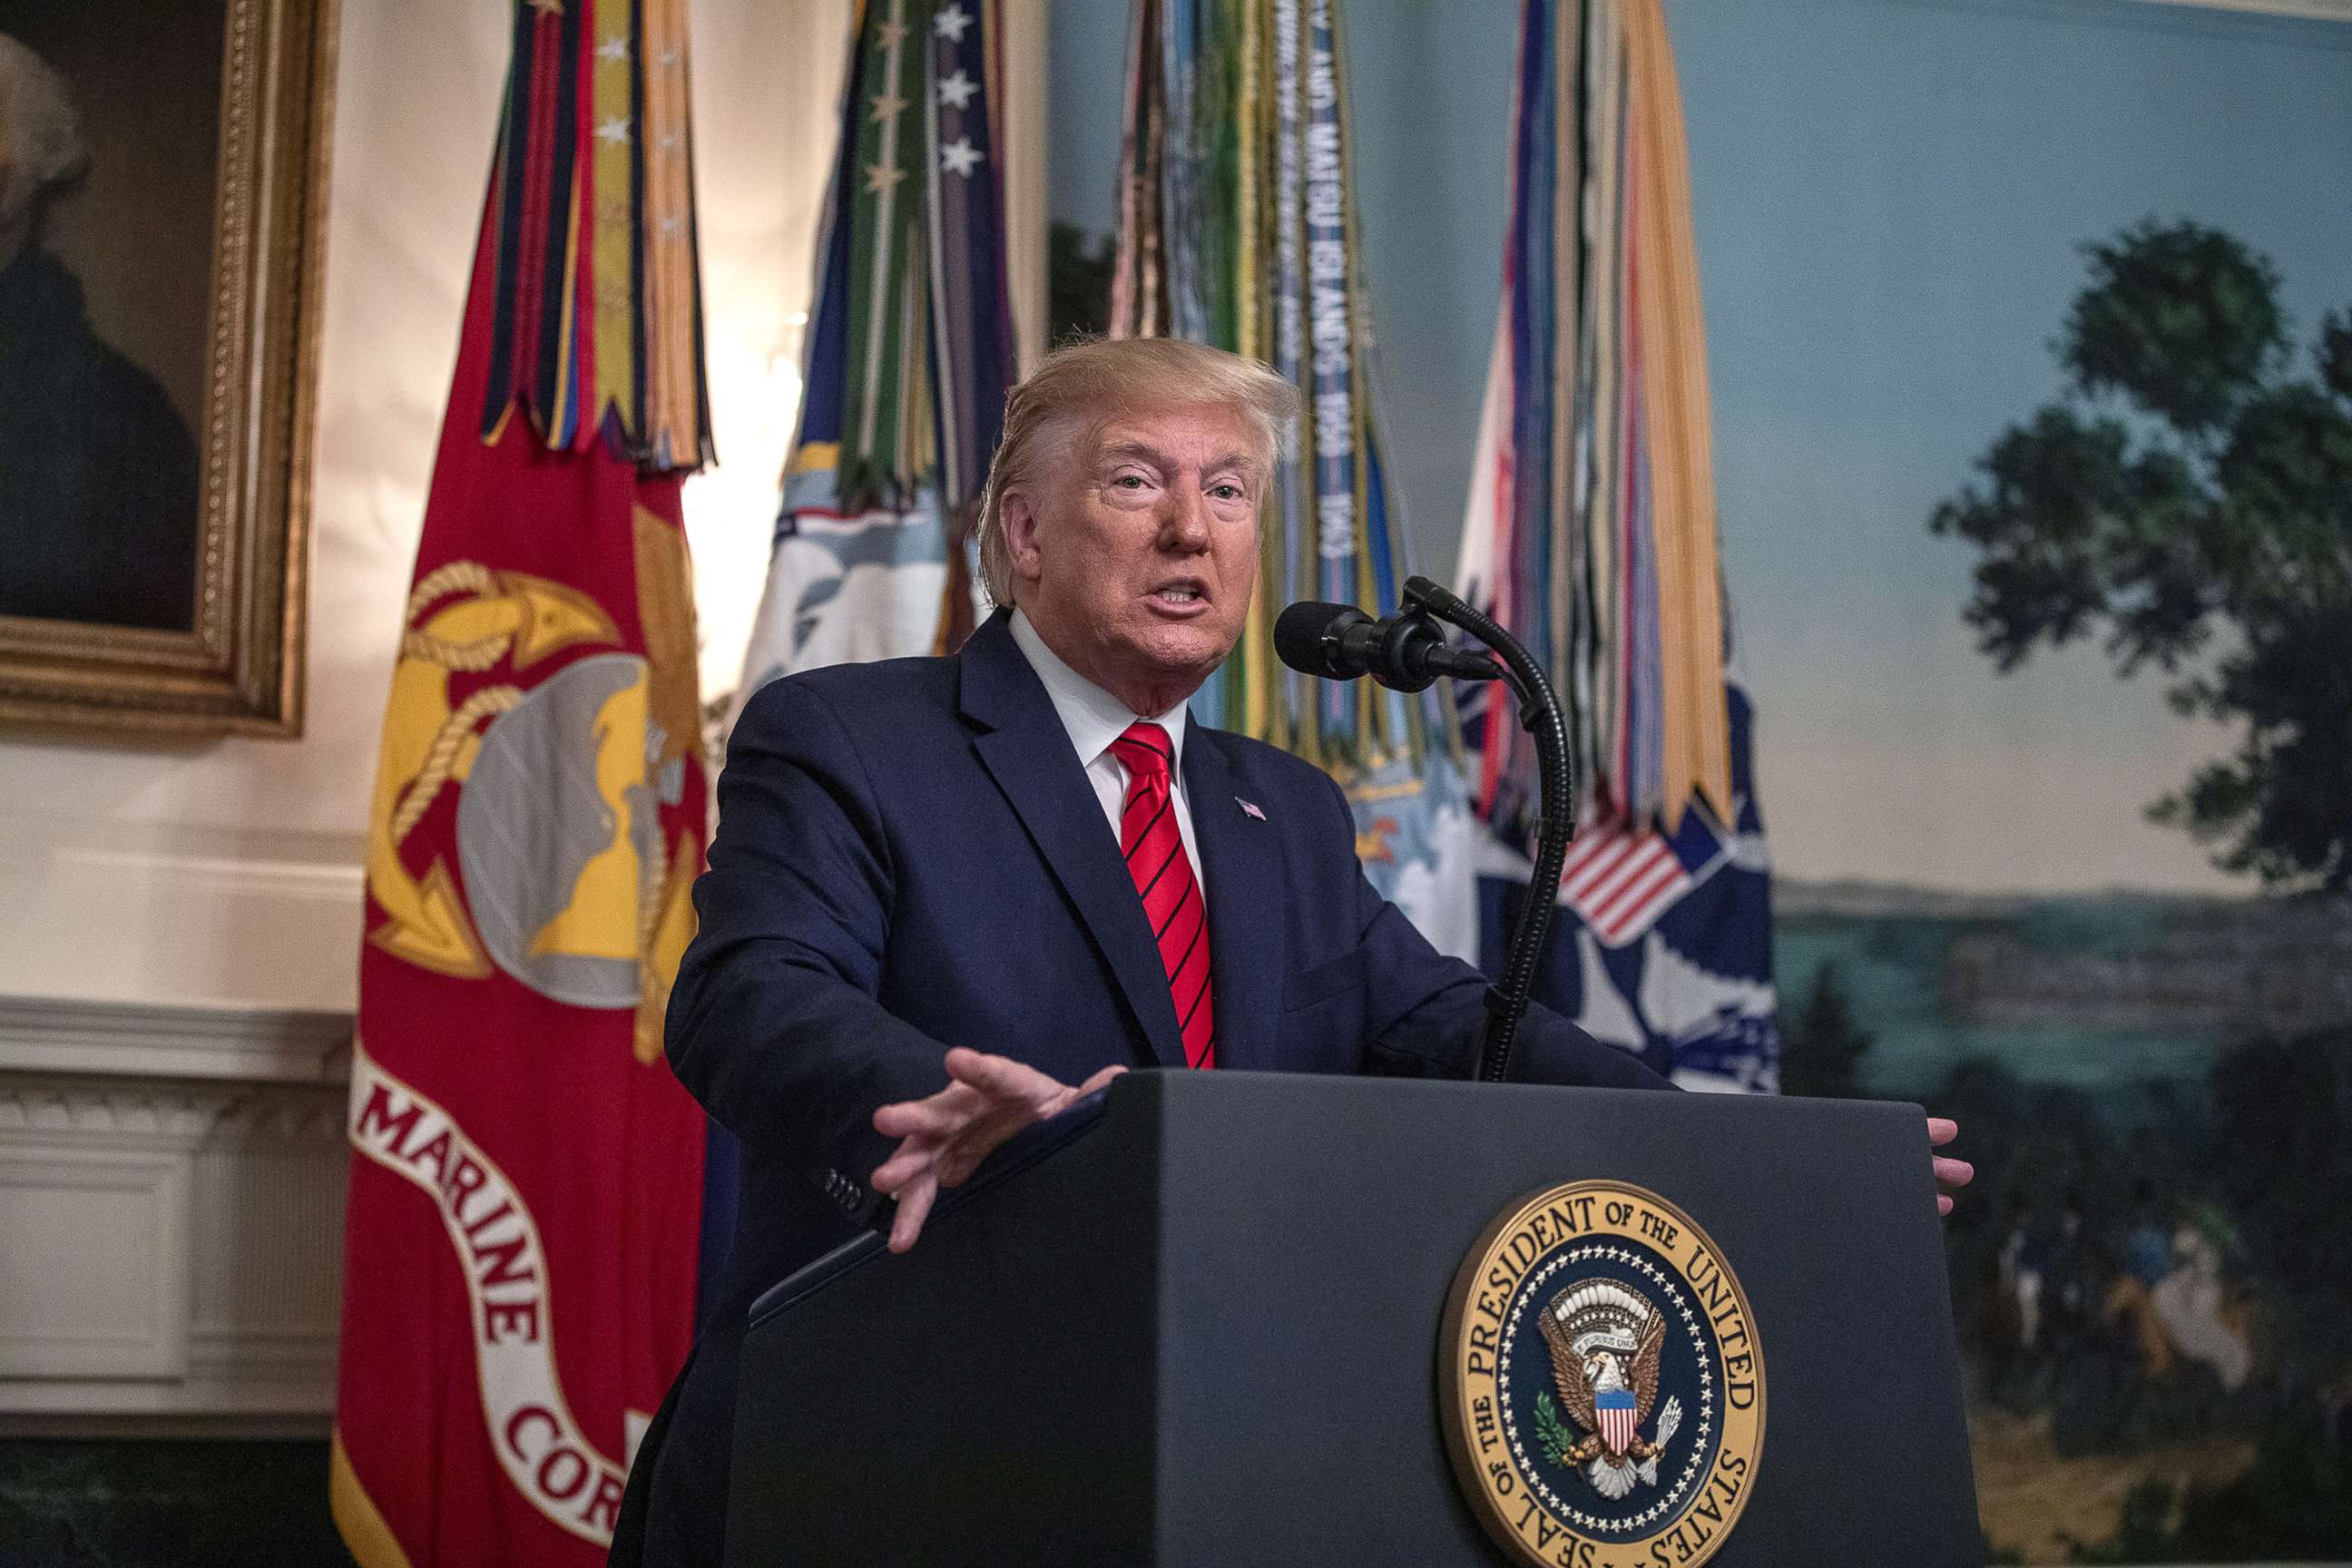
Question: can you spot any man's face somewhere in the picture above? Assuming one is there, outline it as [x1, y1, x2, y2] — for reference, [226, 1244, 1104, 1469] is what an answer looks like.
[1004, 402, 1263, 711]
[0, 47, 49, 235]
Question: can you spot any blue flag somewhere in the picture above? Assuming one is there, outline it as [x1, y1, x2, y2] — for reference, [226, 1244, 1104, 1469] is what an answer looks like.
[1457, 0, 1777, 1088]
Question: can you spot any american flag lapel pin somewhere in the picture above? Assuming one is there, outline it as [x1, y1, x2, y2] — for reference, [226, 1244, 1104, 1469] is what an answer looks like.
[1236, 796, 1267, 821]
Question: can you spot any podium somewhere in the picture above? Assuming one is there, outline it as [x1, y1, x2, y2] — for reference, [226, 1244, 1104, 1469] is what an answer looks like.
[728, 1071, 1979, 1566]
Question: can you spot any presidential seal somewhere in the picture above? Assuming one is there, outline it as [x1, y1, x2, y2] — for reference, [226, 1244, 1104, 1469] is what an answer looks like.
[1439, 1181, 1764, 1568]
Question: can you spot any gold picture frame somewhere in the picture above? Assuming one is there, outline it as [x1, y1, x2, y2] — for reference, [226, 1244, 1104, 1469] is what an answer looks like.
[0, 0, 336, 736]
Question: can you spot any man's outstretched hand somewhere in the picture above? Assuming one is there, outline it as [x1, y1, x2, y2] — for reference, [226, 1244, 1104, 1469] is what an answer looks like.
[1929, 1117, 1974, 1217]
[870, 1048, 1128, 1253]
[875, 1058, 1969, 1245]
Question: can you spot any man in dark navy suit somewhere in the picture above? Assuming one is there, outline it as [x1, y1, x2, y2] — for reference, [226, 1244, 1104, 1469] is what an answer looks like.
[618, 338, 1967, 1564]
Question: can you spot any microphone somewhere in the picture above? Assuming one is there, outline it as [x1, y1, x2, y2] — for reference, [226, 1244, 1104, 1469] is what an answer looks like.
[1272, 601, 1504, 692]
[1284, 575, 1572, 1083]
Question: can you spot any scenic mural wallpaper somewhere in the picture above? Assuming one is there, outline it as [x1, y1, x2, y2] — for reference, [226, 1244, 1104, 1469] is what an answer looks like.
[1680, 2, 2352, 1559]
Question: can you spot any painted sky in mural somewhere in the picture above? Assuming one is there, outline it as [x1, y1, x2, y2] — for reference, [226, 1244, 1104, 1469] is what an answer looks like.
[1673, 0, 2352, 895]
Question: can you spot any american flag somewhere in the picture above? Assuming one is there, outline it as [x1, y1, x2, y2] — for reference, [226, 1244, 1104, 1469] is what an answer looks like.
[1560, 817, 1704, 947]
[1597, 1387, 1640, 1456]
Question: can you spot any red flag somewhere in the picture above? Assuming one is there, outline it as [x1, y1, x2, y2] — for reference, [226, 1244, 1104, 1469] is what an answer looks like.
[333, 3, 710, 1561]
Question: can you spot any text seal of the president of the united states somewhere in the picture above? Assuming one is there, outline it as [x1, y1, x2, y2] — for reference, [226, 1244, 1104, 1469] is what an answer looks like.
[1440, 1180, 1764, 1568]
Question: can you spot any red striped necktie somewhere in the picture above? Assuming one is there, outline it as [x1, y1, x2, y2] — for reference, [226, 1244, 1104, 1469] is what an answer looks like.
[1109, 721, 1215, 1069]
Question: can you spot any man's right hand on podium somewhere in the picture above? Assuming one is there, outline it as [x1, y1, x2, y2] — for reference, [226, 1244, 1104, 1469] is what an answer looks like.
[1929, 1116, 1973, 1216]
[869, 1048, 1130, 1253]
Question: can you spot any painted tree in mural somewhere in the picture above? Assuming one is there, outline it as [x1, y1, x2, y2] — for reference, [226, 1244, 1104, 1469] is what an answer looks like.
[1932, 220, 2352, 893]
[1778, 964, 1871, 1099]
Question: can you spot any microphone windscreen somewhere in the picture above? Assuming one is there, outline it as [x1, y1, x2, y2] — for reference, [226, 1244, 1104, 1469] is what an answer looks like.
[1273, 601, 1362, 678]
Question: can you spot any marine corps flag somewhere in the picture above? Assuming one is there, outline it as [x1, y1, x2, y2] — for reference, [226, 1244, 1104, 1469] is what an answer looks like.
[333, 3, 713, 1563]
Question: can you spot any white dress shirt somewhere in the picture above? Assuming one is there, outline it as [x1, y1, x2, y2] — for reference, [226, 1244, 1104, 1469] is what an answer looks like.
[1008, 609, 1205, 895]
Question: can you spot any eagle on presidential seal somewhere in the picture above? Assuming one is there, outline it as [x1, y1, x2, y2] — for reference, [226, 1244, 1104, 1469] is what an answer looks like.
[1536, 1279, 1686, 1500]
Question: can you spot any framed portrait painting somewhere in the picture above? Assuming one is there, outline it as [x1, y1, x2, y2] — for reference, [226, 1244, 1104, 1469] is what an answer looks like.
[0, 0, 334, 735]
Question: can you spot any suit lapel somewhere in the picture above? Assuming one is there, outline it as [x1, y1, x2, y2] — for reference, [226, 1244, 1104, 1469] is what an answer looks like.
[1181, 723, 1286, 1073]
[960, 614, 1187, 1069]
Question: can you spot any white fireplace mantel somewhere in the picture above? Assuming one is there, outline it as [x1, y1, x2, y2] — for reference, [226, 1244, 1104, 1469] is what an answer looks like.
[0, 999, 354, 1438]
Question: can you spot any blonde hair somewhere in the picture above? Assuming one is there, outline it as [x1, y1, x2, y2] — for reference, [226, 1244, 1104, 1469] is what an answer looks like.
[975, 338, 1297, 606]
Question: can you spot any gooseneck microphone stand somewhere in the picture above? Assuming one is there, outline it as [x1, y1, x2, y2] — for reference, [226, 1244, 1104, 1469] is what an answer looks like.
[1396, 574, 1573, 1083]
